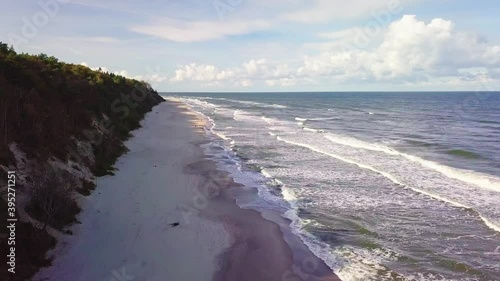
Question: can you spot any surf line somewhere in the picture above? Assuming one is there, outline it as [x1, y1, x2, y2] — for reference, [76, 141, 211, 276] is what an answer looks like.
[323, 135, 500, 192]
[275, 136, 500, 233]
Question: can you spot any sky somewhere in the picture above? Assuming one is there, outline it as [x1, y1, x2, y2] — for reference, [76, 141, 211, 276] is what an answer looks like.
[1, 0, 500, 92]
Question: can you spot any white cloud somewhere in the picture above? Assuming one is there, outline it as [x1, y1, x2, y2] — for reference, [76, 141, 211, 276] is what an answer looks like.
[80, 62, 111, 73]
[243, 59, 267, 76]
[78, 62, 166, 83]
[237, 79, 253, 87]
[171, 63, 220, 82]
[266, 78, 296, 87]
[170, 59, 295, 86]
[128, 0, 414, 43]
[166, 15, 500, 89]
[146, 74, 169, 84]
[130, 19, 271, 43]
[216, 70, 237, 80]
[116, 70, 130, 77]
[297, 15, 500, 84]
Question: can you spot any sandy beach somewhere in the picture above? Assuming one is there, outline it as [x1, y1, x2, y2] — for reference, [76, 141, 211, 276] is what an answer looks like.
[33, 100, 339, 281]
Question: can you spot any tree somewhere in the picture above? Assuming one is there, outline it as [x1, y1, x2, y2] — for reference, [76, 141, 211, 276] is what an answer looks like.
[0, 42, 15, 55]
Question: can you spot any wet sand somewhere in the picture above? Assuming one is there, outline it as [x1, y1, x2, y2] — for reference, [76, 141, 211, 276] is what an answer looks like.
[175, 98, 340, 281]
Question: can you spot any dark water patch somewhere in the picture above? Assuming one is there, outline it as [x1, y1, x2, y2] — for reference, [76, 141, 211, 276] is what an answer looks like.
[446, 149, 483, 159]
[307, 227, 348, 245]
[209, 145, 226, 152]
[232, 144, 282, 160]
[265, 164, 288, 169]
[475, 119, 500, 125]
[246, 163, 263, 173]
[396, 254, 418, 264]
[435, 258, 484, 276]
[376, 269, 406, 281]
[232, 150, 249, 161]
[359, 240, 383, 251]
[355, 225, 380, 238]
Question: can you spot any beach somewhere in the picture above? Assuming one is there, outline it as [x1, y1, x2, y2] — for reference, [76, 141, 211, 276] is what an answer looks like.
[173, 92, 500, 280]
[33, 99, 339, 281]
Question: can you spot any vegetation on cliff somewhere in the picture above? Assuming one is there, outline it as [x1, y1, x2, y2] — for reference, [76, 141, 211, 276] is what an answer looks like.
[0, 42, 164, 280]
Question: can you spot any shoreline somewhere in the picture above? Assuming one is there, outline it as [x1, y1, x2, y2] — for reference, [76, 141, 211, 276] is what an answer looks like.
[174, 98, 340, 281]
[33, 99, 340, 281]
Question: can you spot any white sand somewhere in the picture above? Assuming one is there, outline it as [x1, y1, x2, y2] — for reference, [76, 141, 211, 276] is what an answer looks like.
[33, 102, 232, 281]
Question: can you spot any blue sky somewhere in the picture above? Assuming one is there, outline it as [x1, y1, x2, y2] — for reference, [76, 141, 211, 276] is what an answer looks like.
[1, 0, 499, 92]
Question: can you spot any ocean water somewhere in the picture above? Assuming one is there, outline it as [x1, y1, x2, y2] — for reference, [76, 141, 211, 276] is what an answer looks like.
[169, 92, 500, 281]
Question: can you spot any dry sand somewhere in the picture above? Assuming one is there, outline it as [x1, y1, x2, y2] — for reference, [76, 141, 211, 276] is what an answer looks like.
[33, 100, 340, 281]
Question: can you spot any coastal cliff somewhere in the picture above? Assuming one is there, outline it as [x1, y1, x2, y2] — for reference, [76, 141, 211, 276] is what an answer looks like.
[0, 43, 164, 281]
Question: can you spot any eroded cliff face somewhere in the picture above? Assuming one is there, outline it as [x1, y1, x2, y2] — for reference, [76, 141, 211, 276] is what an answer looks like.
[0, 44, 164, 280]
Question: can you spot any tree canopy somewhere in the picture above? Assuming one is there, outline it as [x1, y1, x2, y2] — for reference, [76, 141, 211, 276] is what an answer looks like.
[0, 42, 163, 164]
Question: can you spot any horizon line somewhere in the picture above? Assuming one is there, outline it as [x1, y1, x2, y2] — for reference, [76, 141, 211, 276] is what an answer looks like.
[159, 90, 499, 94]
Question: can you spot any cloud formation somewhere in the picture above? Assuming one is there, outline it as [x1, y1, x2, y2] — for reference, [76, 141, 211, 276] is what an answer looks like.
[128, 0, 413, 43]
[170, 59, 292, 87]
[164, 15, 500, 88]
[299, 15, 500, 82]
[130, 19, 271, 43]
[4, 0, 499, 91]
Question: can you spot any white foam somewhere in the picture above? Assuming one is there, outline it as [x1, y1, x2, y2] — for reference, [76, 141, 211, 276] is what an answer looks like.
[276, 136, 500, 233]
[180, 100, 235, 148]
[219, 98, 287, 109]
[233, 110, 240, 121]
[281, 185, 297, 203]
[261, 168, 272, 178]
[480, 215, 500, 233]
[181, 97, 500, 232]
[179, 97, 219, 109]
[303, 127, 318, 132]
[324, 134, 500, 193]
[261, 116, 273, 124]
[277, 136, 403, 185]
[177, 96, 500, 277]
[309, 117, 338, 121]
[271, 104, 288, 109]
[283, 209, 389, 281]
[283, 209, 342, 271]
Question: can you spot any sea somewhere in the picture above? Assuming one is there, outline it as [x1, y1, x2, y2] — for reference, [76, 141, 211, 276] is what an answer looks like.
[167, 92, 500, 281]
